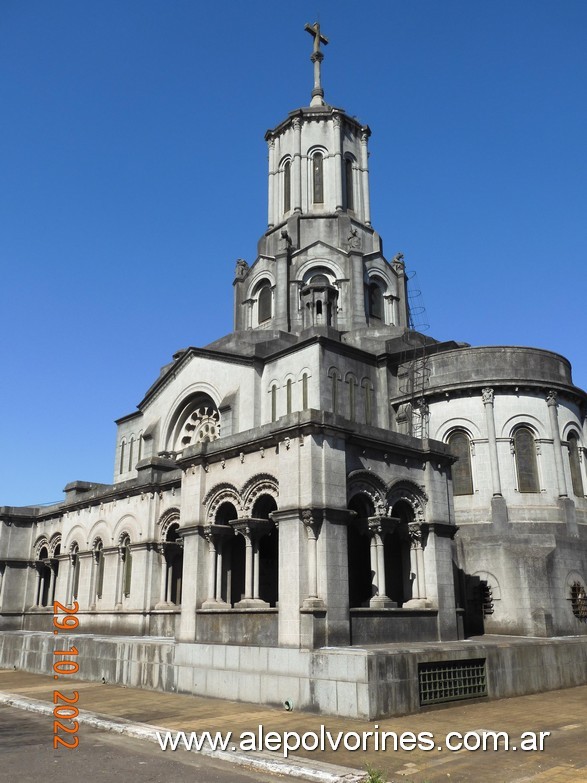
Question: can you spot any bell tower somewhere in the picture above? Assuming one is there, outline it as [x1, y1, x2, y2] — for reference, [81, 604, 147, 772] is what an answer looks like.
[233, 24, 409, 337]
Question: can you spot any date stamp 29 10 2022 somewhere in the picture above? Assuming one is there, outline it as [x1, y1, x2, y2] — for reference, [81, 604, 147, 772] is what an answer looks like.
[52, 600, 80, 749]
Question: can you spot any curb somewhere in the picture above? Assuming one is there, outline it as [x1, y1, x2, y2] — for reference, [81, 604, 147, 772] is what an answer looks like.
[0, 691, 366, 783]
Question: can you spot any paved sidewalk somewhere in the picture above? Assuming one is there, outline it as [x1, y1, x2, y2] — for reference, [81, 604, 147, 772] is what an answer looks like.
[1, 669, 586, 782]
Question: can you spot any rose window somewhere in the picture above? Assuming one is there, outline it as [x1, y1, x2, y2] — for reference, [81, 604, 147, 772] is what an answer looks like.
[179, 406, 221, 447]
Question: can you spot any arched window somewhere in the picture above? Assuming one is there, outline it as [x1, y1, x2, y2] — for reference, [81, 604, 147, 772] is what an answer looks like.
[258, 284, 272, 323]
[348, 376, 357, 422]
[36, 545, 51, 607]
[329, 370, 340, 414]
[212, 502, 242, 605]
[283, 160, 291, 213]
[250, 494, 279, 606]
[164, 522, 183, 605]
[302, 373, 308, 410]
[362, 379, 373, 425]
[347, 493, 375, 608]
[169, 392, 221, 452]
[70, 543, 80, 603]
[312, 152, 324, 204]
[344, 157, 354, 211]
[447, 431, 474, 496]
[94, 540, 104, 600]
[514, 427, 540, 493]
[128, 437, 134, 472]
[121, 535, 132, 598]
[568, 432, 584, 497]
[215, 502, 238, 526]
[368, 281, 384, 321]
[271, 384, 277, 422]
[119, 440, 126, 474]
[286, 378, 292, 414]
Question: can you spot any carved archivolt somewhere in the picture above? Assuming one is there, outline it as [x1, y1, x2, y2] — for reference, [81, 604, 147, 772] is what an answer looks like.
[204, 475, 279, 523]
[49, 534, 62, 557]
[158, 507, 181, 541]
[347, 470, 388, 514]
[347, 473, 428, 525]
[33, 537, 50, 559]
[116, 530, 132, 547]
[205, 483, 243, 523]
[241, 473, 279, 515]
[386, 480, 428, 525]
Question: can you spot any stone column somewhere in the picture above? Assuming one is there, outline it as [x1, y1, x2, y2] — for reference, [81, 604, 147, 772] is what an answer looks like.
[34, 565, 42, 607]
[369, 535, 378, 596]
[243, 530, 253, 600]
[310, 51, 325, 106]
[367, 517, 396, 608]
[349, 248, 366, 329]
[333, 114, 343, 211]
[65, 554, 75, 606]
[360, 130, 371, 226]
[403, 524, 430, 607]
[215, 540, 224, 603]
[267, 136, 275, 228]
[48, 560, 59, 606]
[158, 547, 169, 605]
[293, 116, 302, 213]
[233, 519, 271, 608]
[391, 253, 408, 328]
[482, 387, 502, 496]
[202, 528, 217, 607]
[546, 390, 568, 497]
[114, 547, 124, 609]
[301, 511, 323, 607]
[252, 540, 260, 600]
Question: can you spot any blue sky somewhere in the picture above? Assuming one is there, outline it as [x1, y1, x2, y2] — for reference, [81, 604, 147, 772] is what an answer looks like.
[1, 1, 586, 506]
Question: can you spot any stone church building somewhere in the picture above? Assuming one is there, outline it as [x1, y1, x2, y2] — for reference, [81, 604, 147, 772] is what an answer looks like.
[1, 26, 586, 718]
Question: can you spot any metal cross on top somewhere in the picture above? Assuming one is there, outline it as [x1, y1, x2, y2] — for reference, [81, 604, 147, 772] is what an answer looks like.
[304, 22, 329, 106]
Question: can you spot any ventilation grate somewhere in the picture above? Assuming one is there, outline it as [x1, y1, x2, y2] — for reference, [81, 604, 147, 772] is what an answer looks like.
[419, 659, 487, 706]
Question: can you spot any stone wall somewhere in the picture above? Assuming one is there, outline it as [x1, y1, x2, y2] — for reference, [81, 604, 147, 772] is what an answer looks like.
[2, 631, 586, 720]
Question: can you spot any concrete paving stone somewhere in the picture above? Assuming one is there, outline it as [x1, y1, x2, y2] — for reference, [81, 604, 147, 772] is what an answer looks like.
[0, 669, 586, 783]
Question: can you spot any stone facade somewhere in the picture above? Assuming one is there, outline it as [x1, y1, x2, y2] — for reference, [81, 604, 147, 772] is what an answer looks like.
[1, 26, 586, 716]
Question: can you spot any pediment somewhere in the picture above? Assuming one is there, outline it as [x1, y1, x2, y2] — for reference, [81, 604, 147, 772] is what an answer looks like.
[291, 239, 349, 260]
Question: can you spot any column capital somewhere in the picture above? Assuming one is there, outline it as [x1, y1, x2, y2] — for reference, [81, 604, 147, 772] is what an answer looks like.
[231, 517, 274, 541]
[546, 389, 558, 407]
[408, 522, 424, 546]
[301, 508, 323, 539]
[367, 515, 399, 537]
[482, 387, 494, 405]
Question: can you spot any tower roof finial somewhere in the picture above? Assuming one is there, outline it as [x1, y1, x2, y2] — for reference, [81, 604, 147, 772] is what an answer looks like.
[304, 22, 328, 107]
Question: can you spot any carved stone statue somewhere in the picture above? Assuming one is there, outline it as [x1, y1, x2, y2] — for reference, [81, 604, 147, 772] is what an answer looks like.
[234, 259, 249, 279]
[348, 227, 362, 250]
